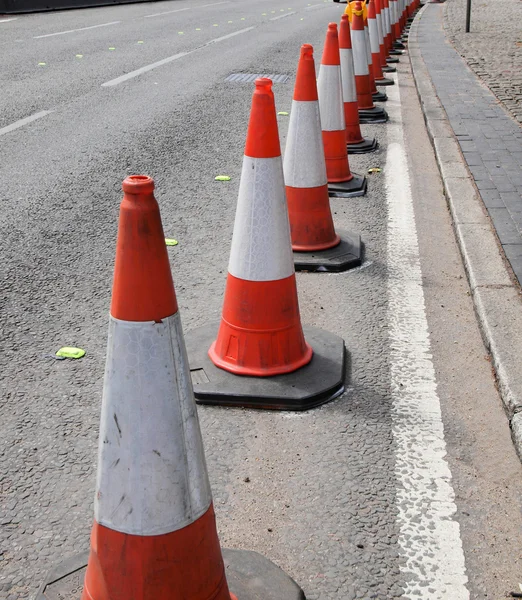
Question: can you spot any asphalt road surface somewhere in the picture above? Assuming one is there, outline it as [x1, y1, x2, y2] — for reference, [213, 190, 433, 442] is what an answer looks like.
[1, 1, 522, 599]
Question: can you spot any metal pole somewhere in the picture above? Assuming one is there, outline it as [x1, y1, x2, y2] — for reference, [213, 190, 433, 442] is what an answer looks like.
[465, 0, 471, 32]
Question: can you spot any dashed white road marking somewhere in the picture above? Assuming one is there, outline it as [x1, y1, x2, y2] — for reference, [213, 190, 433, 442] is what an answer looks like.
[101, 26, 254, 87]
[385, 74, 469, 600]
[144, 6, 191, 18]
[200, 1, 231, 6]
[33, 20, 120, 39]
[269, 11, 296, 20]
[0, 17, 18, 22]
[0, 110, 53, 137]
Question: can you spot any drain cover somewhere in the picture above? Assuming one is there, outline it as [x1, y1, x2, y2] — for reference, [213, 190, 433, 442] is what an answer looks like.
[225, 73, 290, 83]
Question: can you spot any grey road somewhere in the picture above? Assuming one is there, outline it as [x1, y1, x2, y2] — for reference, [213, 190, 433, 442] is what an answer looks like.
[1, 1, 521, 599]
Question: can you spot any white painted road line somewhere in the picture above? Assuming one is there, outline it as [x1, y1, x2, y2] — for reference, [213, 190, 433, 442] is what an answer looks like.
[102, 26, 254, 87]
[102, 52, 188, 87]
[204, 26, 254, 44]
[0, 17, 18, 22]
[269, 11, 296, 20]
[0, 111, 53, 137]
[201, 1, 231, 6]
[385, 75, 470, 600]
[304, 3, 326, 9]
[144, 6, 191, 17]
[33, 20, 120, 39]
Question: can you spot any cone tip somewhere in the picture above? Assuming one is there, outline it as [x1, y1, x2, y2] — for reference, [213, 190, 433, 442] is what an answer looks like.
[254, 77, 273, 93]
[328, 22, 338, 31]
[122, 174, 155, 195]
[300, 43, 314, 59]
[341, 13, 348, 20]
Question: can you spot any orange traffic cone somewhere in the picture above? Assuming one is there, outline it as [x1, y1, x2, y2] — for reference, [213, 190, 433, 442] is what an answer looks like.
[350, 3, 388, 123]
[362, 4, 389, 101]
[35, 176, 309, 600]
[318, 23, 368, 196]
[368, 0, 394, 85]
[284, 43, 362, 272]
[186, 78, 346, 410]
[338, 15, 378, 153]
[376, 0, 397, 72]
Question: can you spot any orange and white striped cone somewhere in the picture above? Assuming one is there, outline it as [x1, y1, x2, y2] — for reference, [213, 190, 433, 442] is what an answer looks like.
[376, 0, 397, 72]
[36, 175, 309, 600]
[338, 15, 378, 153]
[391, 0, 406, 48]
[318, 23, 368, 196]
[385, 0, 403, 54]
[186, 78, 346, 410]
[284, 43, 362, 272]
[350, 4, 388, 123]
[363, 8, 389, 101]
[368, 0, 394, 86]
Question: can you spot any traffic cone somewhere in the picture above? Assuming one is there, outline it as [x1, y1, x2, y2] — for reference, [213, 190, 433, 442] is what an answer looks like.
[363, 6, 389, 101]
[338, 15, 378, 153]
[385, 0, 403, 54]
[375, 0, 397, 73]
[284, 43, 362, 272]
[186, 78, 346, 410]
[35, 176, 310, 600]
[367, 0, 394, 86]
[350, 4, 388, 123]
[318, 23, 368, 196]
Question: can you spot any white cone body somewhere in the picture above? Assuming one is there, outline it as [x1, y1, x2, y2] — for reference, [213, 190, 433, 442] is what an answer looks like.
[364, 25, 373, 69]
[384, 4, 391, 36]
[390, 0, 397, 29]
[369, 15, 381, 55]
[229, 155, 294, 282]
[376, 11, 385, 47]
[351, 29, 370, 76]
[317, 64, 346, 132]
[96, 313, 212, 536]
[284, 100, 327, 189]
[340, 48, 358, 103]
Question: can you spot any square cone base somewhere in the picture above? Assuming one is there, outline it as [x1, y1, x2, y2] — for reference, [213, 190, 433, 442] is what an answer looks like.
[375, 77, 395, 86]
[358, 106, 389, 124]
[373, 90, 388, 101]
[293, 229, 362, 272]
[347, 136, 378, 154]
[35, 550, 307, 600]
[394, 41, 406, 49]
[389, 49, 403, 55]
[382, 65, 397, 72]
[386, 56, 400, 63]
[186, 324, 346, 411]
[328, 173, 368, 197]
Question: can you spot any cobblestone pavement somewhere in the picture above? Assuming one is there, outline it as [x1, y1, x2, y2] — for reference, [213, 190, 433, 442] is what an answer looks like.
[417, 4, 522, 284]
[444, 0, 522, 124]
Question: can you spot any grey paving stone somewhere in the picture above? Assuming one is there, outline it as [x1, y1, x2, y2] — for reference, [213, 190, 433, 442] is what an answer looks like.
[488, 208, 521, 244]
[491, 176, 517, 193]
[502, 244, 522, 283]
[463, 152, 483, 166]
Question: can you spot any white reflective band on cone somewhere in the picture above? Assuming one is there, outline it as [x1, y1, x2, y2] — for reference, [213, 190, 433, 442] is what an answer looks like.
[351, 29, 369, 75]
[384, 6, 391, 34]
[317, 64, 345, 131]
[95, 313, 212, 536]
[376, 12, 384, 46]
[340, 48, 357, 103]
[229, 156, 294, 282]
[369, 19, 380, 54]
[364, 26, 372, 66]
[284, 100, 327, 189]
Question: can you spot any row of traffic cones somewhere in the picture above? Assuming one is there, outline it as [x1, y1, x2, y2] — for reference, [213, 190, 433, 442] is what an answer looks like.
[37, 1, 422, 598]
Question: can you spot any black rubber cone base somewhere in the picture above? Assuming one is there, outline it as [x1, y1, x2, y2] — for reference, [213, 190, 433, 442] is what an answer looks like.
[36, 550, 307, 600]
[347, 136, 378, 154]
[393, 41, 406, 49]
[389, 48, 403, 55]
[186, 324, 346, 411]
[224, 549, 306, 599]
[293, 229, 362, 272]
[382, 65, 397, 73]
[373, 90, 388, 101]
[387, 56, 400, 63]
[359, 106, 389, 124]
[375, 77, 395, 86]
[328, 173, 367, 198]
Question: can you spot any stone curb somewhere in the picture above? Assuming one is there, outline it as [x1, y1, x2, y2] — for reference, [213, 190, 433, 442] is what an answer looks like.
[408, 4, 522, 461]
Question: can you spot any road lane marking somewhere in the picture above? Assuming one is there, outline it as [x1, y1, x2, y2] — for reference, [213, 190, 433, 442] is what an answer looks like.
[304, 2, 325, 8]
[102, 26, 254, 87]
[102, 52, 188, 87]
[0, 17, 17, 22]
[385, 74, 470, 600]
[0, 110, 53, 137]
[33, 20, 120, 39]
[144, 7, 191, 17]
[269, 11, 296, 20]
[201, 1, 230, 6]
